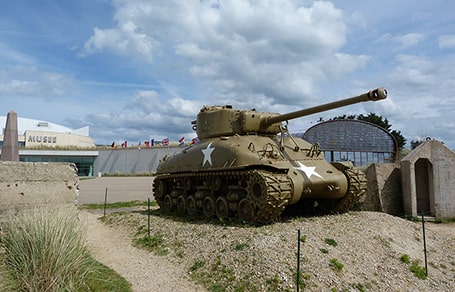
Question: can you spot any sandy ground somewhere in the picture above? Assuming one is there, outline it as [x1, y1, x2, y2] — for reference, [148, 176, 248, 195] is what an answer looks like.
[78, 177, 206, 291]
[79, 210, 206, 292]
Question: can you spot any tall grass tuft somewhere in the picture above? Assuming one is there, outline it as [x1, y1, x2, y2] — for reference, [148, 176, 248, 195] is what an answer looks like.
[0, 206, 95, 291]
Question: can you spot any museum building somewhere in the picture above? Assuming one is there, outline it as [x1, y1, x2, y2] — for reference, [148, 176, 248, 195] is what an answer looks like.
[0, 116, 97, 176]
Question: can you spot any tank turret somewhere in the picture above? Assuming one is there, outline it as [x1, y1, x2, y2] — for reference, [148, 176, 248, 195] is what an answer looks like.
[194, 87, 387, 139]
[154, 87, 388, 224]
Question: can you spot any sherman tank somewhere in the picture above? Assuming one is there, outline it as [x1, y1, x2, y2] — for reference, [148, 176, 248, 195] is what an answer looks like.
[153, 87, 388, 224]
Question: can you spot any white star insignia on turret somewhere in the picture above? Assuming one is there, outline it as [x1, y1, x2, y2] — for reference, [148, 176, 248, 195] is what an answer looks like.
[294, 161, 322, 179]
[201, 142, 215, 166]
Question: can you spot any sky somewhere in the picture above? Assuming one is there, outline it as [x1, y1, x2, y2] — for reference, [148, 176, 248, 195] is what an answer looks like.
[1, 0, 455, 149]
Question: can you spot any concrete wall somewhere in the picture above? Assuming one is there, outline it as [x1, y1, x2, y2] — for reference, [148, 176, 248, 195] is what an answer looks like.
[94, 147, 183, 175]
[0, 162, 79, 214]
[364, 163, 403, 215]
[401, 140, 455, 219]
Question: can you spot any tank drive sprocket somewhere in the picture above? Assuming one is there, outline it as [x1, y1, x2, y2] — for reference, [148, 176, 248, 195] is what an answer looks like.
[241, 170, 293, 224]
[334, 166, 367, 213]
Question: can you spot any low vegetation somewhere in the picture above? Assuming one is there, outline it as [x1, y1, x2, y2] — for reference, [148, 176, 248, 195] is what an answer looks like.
[83, 204, 455, 291]
[81, 200, 153, 210]
[400, 253, 427, 280]
[329, 258, 344, 272]
[0, 206, 131, 291]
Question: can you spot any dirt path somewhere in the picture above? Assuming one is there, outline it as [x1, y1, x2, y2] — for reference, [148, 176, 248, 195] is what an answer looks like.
[79, 211, 205, 292]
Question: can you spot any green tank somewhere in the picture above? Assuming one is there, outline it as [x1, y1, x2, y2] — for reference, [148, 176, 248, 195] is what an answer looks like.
[153, 87, 387, 224]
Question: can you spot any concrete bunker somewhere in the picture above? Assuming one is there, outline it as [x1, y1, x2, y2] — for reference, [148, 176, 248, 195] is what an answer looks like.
[401, 140, 455, 219]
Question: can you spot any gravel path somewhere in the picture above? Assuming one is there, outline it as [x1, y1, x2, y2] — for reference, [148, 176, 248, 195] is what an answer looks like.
[79, 211, 206, 292]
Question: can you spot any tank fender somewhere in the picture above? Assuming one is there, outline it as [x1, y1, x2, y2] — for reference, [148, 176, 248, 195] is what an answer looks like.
[287, 169, 304, 204]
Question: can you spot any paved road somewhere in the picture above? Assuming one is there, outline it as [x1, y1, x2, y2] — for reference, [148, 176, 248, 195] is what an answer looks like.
[77, 177, 155, 205]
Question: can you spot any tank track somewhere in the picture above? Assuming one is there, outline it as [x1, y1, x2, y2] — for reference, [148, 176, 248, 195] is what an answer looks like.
[334, 166, 367, 213]
[153, 170, 292, 224]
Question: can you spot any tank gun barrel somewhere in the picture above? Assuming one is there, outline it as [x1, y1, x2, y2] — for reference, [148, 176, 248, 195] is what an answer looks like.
[264, 87, 387, 126]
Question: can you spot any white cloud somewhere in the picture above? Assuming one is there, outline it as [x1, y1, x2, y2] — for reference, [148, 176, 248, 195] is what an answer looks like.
[376, 32, 425, 49]
[388, 54, 438, 87]
[398, 33, 425, 49]
[81, 0, 353, 103]
[129, 90, 165, 114]
[438, 35, 455, 49]
[82, 22, 156, 60]
[0, 65, 75, 99]
[75, 1, 455, 147]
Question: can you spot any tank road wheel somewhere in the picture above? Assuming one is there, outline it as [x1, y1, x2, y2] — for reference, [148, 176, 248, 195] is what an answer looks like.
[238, 198, 255, 222]
[184, 177, 194, 193]
[203, 197, 215, 217]
[176, 195, 187, 214]
[162, 194, 174, 213]
[211, 176, 227, 193]
[186, 196, 198, 216]
[215, 197, 230, 218]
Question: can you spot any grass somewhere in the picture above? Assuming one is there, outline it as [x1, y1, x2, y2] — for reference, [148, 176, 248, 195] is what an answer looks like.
[80, 260, 132, 291]
[234, 242, 250, 251]
[0, 206, 131, 291]
[134, 233, 169, 256]
[324, 238, 338, 247]
[189, 259, 206, 272]
[329, 258, 344, 272]
[100, 172, 155, 177]
[410, 261, 427, 280]
[400, 254, 411, 264]
[399, 254, 427, 280]
[81, 200, 155, 210]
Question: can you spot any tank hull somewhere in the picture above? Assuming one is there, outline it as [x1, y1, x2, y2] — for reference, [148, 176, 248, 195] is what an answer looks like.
[154, 135, 366, 224]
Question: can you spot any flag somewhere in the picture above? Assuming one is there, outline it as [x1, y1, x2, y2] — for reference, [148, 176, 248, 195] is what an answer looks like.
[179, 137, 185, 146]
[191, 137, 199, 145]
[162, 138, 169, 147]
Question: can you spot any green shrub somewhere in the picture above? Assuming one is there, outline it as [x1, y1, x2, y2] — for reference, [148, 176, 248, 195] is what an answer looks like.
[324, 238, 338, 247]
[400, 254, 410, 264]
[329, 258, 344, 272]
[410, 261, 427, 280]
[234, 242, 250, 251]
[189, 259, 205, 272]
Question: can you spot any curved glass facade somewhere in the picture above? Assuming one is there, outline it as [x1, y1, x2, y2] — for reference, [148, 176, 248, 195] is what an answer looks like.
[300, 120, 397, 166]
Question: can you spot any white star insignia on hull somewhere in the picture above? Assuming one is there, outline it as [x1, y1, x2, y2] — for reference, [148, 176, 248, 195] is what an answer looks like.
[294, 161, 322, 179]
[201, 142, 215, 166]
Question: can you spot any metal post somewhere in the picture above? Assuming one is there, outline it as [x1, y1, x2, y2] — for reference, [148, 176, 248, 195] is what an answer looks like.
[297, 229, 301, 292]
[103, 187, 108, 217]
[421, 212, 428, 277]
[148, 197, 151, 238]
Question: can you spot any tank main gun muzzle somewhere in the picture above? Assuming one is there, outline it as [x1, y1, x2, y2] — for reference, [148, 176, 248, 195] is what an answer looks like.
[264, 87, 388, 126]
[368, 87, 387, 101]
